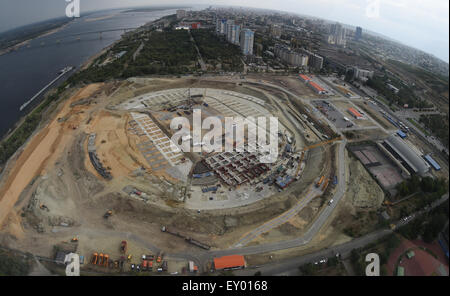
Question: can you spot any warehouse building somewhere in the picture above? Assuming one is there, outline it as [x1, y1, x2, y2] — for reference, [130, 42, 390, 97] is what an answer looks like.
[308, 81, 326, 94]
[348, 107, 363, 119]
[382, 135, 430, 176]
[299, 74, 311, 83]
[213, 255, 246, 270]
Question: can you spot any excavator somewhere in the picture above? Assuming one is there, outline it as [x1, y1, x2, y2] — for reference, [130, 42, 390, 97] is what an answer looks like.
[91, 253, 98, 265]
[103, 210, 113, 219]
[120, 241, 128, 254]
[103, 254, 109, 267]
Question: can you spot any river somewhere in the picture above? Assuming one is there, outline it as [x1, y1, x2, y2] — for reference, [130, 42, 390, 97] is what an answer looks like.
[0, 8, 179, 138]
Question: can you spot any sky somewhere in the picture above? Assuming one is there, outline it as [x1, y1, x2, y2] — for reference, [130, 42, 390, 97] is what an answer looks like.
[0, 0, 448, 62]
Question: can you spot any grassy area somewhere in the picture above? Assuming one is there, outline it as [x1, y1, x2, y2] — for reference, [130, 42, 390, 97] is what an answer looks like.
[396, 201, 449, 243]
[388, 59, 449, 95]
[125, 29, 199, 76]
[419, 114, 449, 148]
[191, 29, 244, 72]
[367, 76, 432, 109]
[0, 86, 66, 167]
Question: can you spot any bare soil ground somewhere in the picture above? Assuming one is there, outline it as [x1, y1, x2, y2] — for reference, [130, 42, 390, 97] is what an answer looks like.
[0, 76, 349, 265]
[0, 84, 103, 230]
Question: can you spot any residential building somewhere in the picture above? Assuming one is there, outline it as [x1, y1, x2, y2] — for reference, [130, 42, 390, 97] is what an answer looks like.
[231, 24, 241, 45]
[300, 48, 324, 70]
[270, 24, 282, 39]
[240, 29, 254, 55]
[216, 18, 227, 34]
[226, 20, 235, 42]
[328, 22, 347, 47]
[355, 26, 363, 41]
[274, 44, 308, 67]
[350, 66, 374, 81]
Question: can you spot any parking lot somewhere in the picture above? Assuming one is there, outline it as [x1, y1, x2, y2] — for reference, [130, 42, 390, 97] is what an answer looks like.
[312, 100, 353, 129]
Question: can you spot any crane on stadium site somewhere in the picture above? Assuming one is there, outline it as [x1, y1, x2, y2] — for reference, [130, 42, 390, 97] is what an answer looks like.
[294, 136, 342, 177]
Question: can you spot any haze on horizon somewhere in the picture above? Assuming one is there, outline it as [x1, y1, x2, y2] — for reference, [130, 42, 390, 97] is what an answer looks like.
[0, 0, 448, 63]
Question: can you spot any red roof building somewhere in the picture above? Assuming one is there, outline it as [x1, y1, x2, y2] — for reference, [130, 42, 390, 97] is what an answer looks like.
[213, 255, 245, 270]
[348, 107, 363, 118]
[299, 74, 311, 82]
[308, 81, 326, 94]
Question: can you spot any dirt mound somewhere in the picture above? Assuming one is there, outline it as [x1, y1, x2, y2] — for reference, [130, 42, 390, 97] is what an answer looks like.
[347, 157, 384, 209]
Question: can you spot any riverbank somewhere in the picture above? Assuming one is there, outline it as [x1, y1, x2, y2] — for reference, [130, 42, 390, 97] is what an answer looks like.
[0, 21, 73, 57]
[0, 10, 175, 162]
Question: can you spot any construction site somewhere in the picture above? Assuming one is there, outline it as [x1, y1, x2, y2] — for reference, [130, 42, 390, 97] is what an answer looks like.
[0, 75, 391, 275]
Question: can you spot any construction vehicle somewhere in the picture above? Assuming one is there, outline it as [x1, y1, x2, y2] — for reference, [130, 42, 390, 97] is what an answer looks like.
[120, 241, 127, 254]
[322, 178, 329, 191]
[103, 254, 109, 267]
[40, 204, 49, 212]
[161, 226, 211, 250]
[316, 176, 325, 188]
[103, 210, 113, 219]
[156, 252, 162, 263]
[149, 261, 153, 271]
[91, 253, 98, 265]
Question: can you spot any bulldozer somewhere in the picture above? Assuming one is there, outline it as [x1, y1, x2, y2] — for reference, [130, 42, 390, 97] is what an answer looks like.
[103, 210, 113, 219]
[40, 204, 50, 212]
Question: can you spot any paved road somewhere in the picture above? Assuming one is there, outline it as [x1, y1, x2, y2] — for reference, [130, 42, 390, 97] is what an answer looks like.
[233, 228, 392, 276]
[233, 186, 322, 248]
[231, 192, 449, 276]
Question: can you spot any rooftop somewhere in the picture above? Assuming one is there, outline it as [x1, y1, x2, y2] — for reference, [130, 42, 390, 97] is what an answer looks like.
[214, 255, 245, 270]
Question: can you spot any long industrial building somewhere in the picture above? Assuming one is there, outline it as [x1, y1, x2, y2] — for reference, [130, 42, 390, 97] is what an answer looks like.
[382, 134, 430, 176]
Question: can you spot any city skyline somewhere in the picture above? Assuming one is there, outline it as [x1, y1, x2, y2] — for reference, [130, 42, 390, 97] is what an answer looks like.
[0, 0, 448, 62]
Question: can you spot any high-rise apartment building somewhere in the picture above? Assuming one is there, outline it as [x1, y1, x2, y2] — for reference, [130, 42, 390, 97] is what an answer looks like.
[240, 29, 254, 55]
